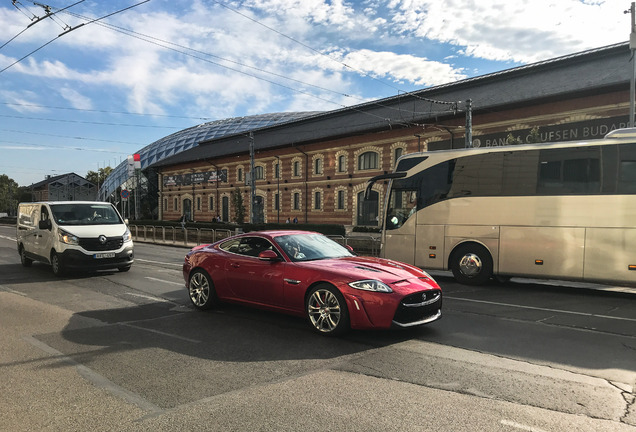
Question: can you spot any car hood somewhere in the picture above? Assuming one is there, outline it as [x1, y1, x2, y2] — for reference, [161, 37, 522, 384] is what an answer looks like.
[58, 224, 128, 238]
[297, 256, 430, 284]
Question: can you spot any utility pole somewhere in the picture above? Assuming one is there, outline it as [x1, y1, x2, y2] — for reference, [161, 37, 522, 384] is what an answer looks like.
[465, 99, 473, 148]
[626, 3, 636, 127]
[249, 132, 256, 224]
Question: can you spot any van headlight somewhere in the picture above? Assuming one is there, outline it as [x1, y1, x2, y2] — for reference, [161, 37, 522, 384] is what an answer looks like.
[58, 230, 79, 245]
[123, 228, 132, 243]
[348, 279, 393, 293]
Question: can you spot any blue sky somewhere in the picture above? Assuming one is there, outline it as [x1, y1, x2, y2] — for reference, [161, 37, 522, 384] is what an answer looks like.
[0, 0, 630, 186]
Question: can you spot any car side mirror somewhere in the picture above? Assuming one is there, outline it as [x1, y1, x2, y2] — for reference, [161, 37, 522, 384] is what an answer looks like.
[38, 219, 52, 230]
[258, 250, 281, 262]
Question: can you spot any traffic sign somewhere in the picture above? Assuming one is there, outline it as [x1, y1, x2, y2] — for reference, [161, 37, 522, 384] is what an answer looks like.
[121, 189, 130, 199]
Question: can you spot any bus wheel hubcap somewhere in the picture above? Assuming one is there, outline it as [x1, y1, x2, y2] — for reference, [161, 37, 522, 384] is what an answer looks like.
[459, 253, 482, 276]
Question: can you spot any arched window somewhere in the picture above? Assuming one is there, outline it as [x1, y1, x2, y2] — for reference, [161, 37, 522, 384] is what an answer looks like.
[358, 151, 379, 170]
[254, 165, 264, 180]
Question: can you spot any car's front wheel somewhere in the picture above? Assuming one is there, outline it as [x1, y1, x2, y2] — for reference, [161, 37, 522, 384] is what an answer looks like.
[188, 269, 218, 310]
[306, 284, 349, 335]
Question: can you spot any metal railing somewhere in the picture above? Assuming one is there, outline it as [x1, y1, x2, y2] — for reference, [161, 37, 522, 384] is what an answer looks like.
[129, 225, 381, 256]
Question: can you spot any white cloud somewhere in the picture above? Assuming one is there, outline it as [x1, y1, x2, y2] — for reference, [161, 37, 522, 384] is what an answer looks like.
[386, 0, 628, 63]
[59, 87, 93, 110]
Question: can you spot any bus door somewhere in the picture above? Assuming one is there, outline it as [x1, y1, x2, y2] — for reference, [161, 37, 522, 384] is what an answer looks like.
[383, 188, 417, 263]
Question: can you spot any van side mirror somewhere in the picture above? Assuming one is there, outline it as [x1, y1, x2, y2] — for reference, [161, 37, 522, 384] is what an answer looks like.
[38, 219, 51, 230]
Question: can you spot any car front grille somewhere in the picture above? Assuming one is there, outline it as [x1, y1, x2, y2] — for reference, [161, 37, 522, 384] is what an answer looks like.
[79, 237, 123, 251]
[393, 290, 442, 326]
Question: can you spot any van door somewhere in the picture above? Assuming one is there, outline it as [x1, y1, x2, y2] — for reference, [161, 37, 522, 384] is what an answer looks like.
[35, 205, 54, 261]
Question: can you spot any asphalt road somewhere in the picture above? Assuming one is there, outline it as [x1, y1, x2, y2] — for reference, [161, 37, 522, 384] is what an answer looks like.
[0, 224, 635, 431]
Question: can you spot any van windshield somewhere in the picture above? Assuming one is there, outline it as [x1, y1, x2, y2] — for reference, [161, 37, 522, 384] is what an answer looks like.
[50, 204, 123, 226]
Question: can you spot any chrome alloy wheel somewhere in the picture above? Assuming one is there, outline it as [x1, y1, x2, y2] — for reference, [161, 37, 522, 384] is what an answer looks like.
[189, 271, 210, 307]
[307, 288, 341, 333]
[458, 252, 482, 277]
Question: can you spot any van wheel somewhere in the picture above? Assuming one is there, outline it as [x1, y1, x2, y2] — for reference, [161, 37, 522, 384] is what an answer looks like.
[51, 252, 65, 277]
[20, 247, 33, 267]
[450, 243, 493, 285]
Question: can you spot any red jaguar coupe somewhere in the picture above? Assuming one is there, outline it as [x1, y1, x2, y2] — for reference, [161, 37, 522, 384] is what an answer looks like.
[183, 230, 442, 335]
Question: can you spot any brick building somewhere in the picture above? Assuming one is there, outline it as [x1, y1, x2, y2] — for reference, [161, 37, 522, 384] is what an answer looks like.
[149, 42, 631, 227]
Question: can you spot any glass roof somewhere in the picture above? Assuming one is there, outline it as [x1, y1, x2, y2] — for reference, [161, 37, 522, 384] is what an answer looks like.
[98, 112, 320, 201]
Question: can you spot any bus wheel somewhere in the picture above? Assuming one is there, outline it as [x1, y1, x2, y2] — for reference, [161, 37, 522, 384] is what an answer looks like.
[450, 244, 493, 285]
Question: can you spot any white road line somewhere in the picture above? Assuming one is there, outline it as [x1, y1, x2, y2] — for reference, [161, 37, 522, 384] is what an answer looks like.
[144, 277, 184, 286]
[500, 420, 548, 432]
[446, 296, 636, 323]
[121, 323, 200, 344]
[135, 258, 182, 268]
[0, 234, 15, 241]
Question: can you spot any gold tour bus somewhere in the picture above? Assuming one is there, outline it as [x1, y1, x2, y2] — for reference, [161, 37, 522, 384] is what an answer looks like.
[365, 128, 636, 285]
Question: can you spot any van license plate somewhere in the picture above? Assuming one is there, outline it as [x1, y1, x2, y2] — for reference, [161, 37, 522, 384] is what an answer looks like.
[94, 252, 115, 259]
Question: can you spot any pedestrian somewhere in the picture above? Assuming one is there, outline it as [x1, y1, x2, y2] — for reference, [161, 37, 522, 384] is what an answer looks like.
[293, 216, 298, 224]
[286, 217, 291, 223]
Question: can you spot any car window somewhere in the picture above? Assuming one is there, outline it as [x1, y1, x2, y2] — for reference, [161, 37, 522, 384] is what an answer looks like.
[275, 233, 353, 262]
[220, 236, 275, 258]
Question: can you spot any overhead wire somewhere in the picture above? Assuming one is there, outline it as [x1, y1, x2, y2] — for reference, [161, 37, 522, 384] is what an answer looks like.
[0, 0, 148, 74]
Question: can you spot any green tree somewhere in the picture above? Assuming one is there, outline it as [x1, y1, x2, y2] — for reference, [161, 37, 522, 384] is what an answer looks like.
[0, 174, 19, 215]
[232, 187, 245, 224]
[85, 166, 113, 186]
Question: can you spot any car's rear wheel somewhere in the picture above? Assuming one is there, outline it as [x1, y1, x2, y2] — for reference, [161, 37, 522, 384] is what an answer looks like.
[20, 247, 32, 267]
[51, 252, 65, 277]
[306, 284, 349, 335]
[188, 269, 218, 310]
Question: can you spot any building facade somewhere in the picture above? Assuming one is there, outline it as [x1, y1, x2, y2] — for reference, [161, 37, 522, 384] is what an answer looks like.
[151, 43, 632, 227]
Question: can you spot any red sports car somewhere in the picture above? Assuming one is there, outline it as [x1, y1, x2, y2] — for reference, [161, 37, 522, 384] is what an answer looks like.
[183, 230, 442, 335]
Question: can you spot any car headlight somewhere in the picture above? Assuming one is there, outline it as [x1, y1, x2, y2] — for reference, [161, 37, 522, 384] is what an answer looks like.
[123, 228, 132, 243]
[58, 229, 79, 245]
[348, 279, 393, 293]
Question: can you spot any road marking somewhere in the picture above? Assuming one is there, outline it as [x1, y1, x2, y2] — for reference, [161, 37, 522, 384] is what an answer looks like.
[500, 420, 547, 432]
[23, 335, 163, 414]
[144, 277, 183, 286]
[446, 296, 636, 323]
[135, 258, 182, 268]
[121, 323, 201, 344]
[0, 234, 15, 241]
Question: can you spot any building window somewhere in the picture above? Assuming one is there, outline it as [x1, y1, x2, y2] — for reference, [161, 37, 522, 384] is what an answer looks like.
[254, 165, 264, 180]
[337, 190, 345, 210]
[394, 147, 404, 164]
[237, 168, 243, 182]
[164, 198, 168, 210]
[174, 197, 178, 210]
[358, 151, 379, 170]
[293, 161, 300, 177]
[314, 191, 321, 210]
[275, 162, 280, 179]
[293, 192, 300, 210]
[274, 193, 279, 211]
[338, 155, 346, 172]
[209, 196, 214, 211]
[197, 197, 201, 211]
[313, 156, 323, 175]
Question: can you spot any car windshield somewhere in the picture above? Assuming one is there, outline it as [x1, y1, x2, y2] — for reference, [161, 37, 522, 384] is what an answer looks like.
[275, 233, 353, 262]
[50, 204, 123, 226]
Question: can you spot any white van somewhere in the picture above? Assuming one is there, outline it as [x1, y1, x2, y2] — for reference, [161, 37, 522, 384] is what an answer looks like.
[17, 201, 134, 276]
